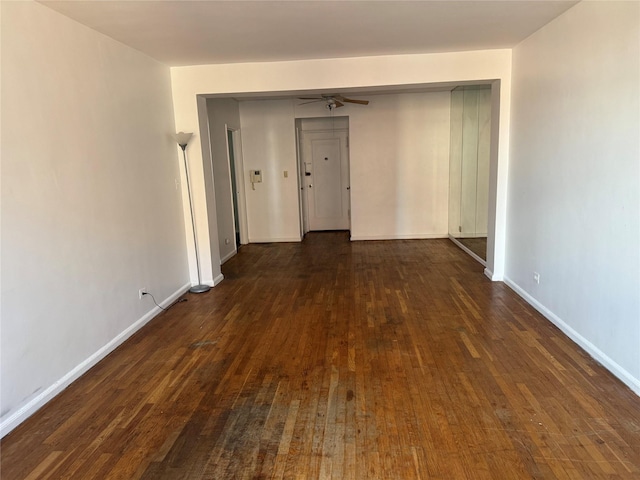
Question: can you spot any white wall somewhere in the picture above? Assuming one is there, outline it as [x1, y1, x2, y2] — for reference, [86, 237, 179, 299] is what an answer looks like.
[170, 49, 512, 280]
[334, 92, 451, 240]
[238, 93, 451, 242]
[507, 1, 640, 393]
[0, 2, 189, 436]
[207, 98, 242, 260]
[239, 100, 301, 242]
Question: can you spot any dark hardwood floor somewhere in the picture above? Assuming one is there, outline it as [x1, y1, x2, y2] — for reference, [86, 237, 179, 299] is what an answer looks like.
[2, 232, 639, 479]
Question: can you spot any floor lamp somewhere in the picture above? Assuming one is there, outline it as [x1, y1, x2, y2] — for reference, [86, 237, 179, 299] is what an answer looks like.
[174, 132, 211, 294]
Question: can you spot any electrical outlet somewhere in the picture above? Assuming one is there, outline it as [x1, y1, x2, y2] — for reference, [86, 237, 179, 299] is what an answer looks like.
[139, 288, 148, 299]
[533, 272, 540, 284]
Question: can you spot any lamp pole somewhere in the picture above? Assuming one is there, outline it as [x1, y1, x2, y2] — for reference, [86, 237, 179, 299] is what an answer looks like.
[176, 132, 211, 294]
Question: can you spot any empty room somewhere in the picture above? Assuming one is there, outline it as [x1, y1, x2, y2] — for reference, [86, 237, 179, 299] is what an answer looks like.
[1, 1, 639, 478]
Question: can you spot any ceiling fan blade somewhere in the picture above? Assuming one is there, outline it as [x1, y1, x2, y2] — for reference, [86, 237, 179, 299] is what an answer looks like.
[334, 100, 345, 108]
[298, 97, 322, 100]
[342, 98, 369, 105]
[298, 99, 324, 105]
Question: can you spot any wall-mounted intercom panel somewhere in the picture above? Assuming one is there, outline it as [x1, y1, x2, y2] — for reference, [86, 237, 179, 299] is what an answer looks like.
[250, 169, 262, 190]
[250, 170, 262, 183]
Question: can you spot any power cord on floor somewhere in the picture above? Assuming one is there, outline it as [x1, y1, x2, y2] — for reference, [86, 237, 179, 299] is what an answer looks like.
[142, 292, 188, 312]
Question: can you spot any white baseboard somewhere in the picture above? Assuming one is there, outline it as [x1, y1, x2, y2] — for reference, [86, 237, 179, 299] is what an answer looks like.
[484, 268, 494, 280]
[248, 236, 301, 243]
[200, 273, 224, 287]
[503, 276, 640, 397]
[220, 249, 237, 264]
[0, 282, 191, 439]
[350, 233, 448, 241]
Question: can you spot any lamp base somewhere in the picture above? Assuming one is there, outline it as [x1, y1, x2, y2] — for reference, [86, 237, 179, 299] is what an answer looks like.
[189, 284, 211, 294]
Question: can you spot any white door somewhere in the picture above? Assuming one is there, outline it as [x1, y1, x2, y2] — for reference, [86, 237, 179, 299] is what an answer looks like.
[301, 130, 350, 231]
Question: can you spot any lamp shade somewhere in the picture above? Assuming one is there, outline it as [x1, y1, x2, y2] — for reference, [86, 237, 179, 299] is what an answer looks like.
[174, 131, 193, 147]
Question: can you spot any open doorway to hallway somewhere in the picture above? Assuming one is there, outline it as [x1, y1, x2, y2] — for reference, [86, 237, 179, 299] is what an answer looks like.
[227, 128, 242, 249]
[296, 117, 350, 236]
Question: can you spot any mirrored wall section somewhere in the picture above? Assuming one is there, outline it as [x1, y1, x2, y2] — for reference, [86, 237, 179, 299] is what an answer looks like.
[448, 86, 491, 263]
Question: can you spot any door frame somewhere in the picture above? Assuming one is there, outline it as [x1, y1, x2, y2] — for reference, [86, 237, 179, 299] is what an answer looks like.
[225, 126, 248, 246]
[296, 117, 351, 235]
[295, 126, 309, 237]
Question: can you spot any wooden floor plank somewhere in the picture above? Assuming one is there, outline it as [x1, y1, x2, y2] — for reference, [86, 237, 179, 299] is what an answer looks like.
[2, 233, 639, 479]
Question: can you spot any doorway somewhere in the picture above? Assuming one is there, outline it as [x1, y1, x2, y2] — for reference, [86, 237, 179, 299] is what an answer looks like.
[227, 129, 242, 248]
[296, 117, 350, 234]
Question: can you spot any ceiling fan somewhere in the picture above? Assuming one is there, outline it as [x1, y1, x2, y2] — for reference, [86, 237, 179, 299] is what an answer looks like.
[298, 94, 370, 111]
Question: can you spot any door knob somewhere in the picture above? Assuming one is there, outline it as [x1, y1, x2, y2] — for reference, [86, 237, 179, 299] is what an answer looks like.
[308, 184, 313, 188]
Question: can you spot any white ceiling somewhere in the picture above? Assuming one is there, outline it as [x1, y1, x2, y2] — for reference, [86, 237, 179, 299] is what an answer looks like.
[39, 1, 578, 67]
